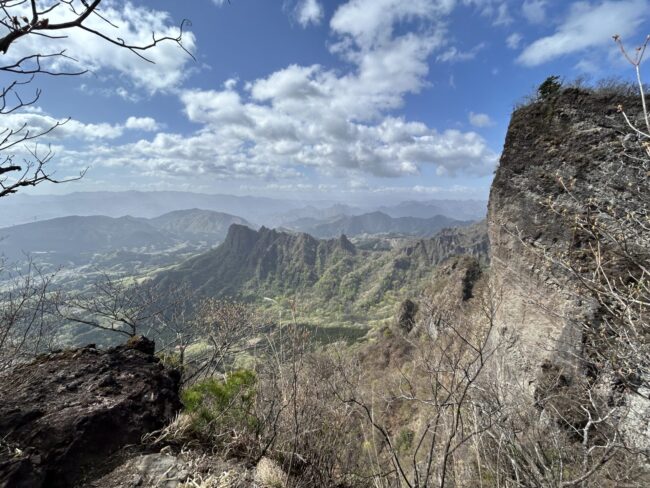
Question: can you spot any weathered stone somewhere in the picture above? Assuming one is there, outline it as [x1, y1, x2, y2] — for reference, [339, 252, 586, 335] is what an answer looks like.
[0, 339, 181, 488]
[395, 299, 418, 333]
[488, 89, 644, 381]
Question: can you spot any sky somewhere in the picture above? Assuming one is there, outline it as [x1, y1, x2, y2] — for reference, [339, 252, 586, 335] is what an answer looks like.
[2, 0, 650, 204]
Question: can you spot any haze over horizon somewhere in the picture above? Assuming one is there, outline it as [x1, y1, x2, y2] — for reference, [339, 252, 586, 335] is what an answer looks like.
[2, 0, 649, 202]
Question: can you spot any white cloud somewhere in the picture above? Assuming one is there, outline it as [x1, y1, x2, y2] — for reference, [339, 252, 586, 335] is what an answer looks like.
[522, 0, 547, 24]
[159, 0, 497, 179]
[296, 0, 324, 27]
[518, 0, 648, 66]
[330, 0, 452, 49]
[463, 0, 512, 26]
[494, 3, 513, 25]
[124, 117, 161, 132]
[15, 0, 504, 187]
[2, 111, 162, 143]
[437, 43, 486, 63]
[3, 113, 123, 141]
[5, 1, 196, 92]
[469, 112, 494, 127]
[506, 32, 523, 49]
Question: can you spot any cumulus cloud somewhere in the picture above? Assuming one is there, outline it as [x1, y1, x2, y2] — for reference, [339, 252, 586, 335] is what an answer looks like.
[24, 0, 501, 186]
[518, 0, 648, 66]
[5, 0, 196, 92]
[124, 117, 161, 132]
[3, 111, 161, 142]
[330, 0, 452, 49]
[295, 0, 324, 27]
[469, 112, 494, 127]
[149, 0, 498, 179]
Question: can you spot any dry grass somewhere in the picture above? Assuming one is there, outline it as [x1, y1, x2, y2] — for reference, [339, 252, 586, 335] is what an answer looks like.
[253, 457, 286, 488]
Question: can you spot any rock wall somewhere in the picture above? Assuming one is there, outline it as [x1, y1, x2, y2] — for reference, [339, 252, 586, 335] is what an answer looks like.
[487, 88, 646, 389]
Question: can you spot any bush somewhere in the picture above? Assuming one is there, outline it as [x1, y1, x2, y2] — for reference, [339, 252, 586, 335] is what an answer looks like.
[538, 75, 562, 99]
[181, 369, 257, 436]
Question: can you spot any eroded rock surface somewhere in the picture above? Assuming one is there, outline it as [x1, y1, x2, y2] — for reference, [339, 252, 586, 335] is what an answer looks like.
[0, 337, 181, 488]
[488, 88, 647, 387]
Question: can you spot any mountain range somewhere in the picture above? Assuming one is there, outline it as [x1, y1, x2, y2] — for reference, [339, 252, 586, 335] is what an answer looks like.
[0, 209, 252, 265]
[282, 211, 469, 238]
[0, 191, 487, 228]
[153, 221, 489, 327]
[379, 199, 487, 220]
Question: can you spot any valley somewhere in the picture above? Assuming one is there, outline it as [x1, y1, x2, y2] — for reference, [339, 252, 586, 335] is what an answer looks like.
[0, 197, 487, 347]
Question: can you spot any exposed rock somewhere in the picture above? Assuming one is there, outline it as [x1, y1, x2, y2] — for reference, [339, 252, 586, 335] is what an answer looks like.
[91, 453, 189, 488]
[419, 255, 484, 333]
[395, 299, 418, 333]
[398, 221, 489, 268]
[488, 88, 647, 388]
[93, 450, 254, 488]
[0, 338, 181, 488]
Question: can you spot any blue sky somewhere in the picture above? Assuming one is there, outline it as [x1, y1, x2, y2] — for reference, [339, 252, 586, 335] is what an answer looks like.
[3, 0, 650, 203]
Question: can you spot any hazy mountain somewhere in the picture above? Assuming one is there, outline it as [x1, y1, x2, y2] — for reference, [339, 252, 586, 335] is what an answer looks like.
[0, 191, 315, 228]
[271, 204, 364, 226]
[0, 216, 174, 265]
[0, 209, 253, 265]
[148, 209, 253, 243]
[284, 211, 470, 238]
[379, 199, 487, 221]
[0, 191, 487, 229]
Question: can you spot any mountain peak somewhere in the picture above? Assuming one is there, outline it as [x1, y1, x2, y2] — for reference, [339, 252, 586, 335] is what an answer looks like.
[338, 234, 356, 254]
[223, 223, 260, 254]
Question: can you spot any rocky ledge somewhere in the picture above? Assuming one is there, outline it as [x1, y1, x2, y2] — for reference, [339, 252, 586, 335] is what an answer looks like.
[0, 337, 181, 488]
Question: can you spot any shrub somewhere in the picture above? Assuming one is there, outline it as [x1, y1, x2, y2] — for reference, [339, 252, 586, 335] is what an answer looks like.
[538, 75, 562, 99]
[181, 369, 257, 436]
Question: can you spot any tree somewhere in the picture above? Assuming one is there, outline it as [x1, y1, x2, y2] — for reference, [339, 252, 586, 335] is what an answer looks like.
[538, 75, 562, 100]
[330, 280, 503, 488]
[189, 298, 258, 380]
[57, 274, 168, 338]
[0, 0, 193, 197]
[0, 259, 59, 371]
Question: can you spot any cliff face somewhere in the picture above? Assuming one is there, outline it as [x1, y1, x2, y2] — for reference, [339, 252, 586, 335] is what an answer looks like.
[487, 88, 646, 386]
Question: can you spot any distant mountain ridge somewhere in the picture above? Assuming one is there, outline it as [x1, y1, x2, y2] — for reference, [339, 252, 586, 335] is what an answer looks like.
[0, 209, 253, 265]
[0, 191, 487, 228]
[380, 199, 487, 220]
[284, 211, 470, 238]
[148, 209, 250, 240]
[0, 191, 309, 228]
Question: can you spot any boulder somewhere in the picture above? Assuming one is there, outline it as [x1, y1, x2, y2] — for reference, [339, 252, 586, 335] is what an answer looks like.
[0, 337, 181, 488]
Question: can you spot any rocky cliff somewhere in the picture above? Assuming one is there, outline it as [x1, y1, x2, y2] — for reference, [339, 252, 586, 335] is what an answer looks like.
[488, 87, 647, 388]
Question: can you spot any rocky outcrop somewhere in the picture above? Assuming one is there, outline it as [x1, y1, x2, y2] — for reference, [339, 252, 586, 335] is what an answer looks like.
[397, 221, 489, 267]
[0, 337, 181, 488]
[487, 88, 646, 387]
[418, 255, 484, 332]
